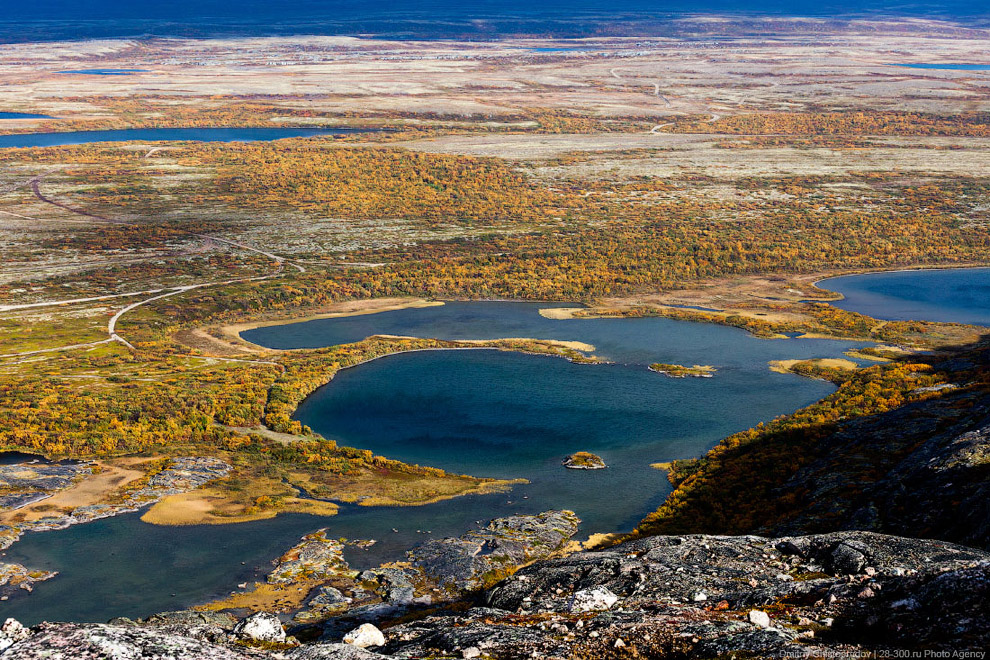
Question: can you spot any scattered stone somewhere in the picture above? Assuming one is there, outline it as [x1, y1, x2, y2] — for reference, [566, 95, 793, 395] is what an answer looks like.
[342, 623, 385, 648]
[748, 610, 771, 628]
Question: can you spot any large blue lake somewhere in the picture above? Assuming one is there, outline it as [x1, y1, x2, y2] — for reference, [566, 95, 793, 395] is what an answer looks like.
[0, 127, 367, 149]
[820, 268, 990, 326]
[4, 301, 870, 624]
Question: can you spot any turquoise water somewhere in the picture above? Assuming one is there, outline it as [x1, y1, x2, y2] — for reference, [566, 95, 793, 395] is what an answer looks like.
[3, 302, 870, 624]
[820, 268, 990, 326]
[0, 127, 368, 149]
[891, 63, 990, 71]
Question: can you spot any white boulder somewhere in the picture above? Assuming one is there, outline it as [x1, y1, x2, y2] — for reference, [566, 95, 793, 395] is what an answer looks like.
[343, 623, 386, 648]
[748, 610, 772, 628]
[0, 618, 30, 651]
[233, 611, 286, 643]
[570, 586, 618, 613]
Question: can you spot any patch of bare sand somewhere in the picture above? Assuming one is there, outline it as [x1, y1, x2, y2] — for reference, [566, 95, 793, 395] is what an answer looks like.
[173, 328, 255, 357]
[0, 457, 153, 525]
[455, 337, 596, 353]
[141, 488, 339, 526]
[769, 358, 859, 374]
[539, 307, 583, 319]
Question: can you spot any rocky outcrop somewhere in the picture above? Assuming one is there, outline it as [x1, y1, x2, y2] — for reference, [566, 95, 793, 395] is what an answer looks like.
[407, 510, 580, 592]
[0, 621, 261, 659]
[269, 530, 358, 586]
[3, 531, 987, 658]
[291, 511, 579, 625]
[0, 561, 57, 597]
[0, 461, 88, 493]
[378, 531, 990, 658]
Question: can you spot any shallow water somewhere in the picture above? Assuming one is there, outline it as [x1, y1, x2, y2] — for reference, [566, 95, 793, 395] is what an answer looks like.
[4, 302, 870, 624]
[0, 126, 368, 149]
[819, 268, 990, 326]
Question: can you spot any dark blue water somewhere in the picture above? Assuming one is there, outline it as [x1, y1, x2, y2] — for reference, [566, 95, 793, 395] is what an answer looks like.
[2, 1, 986, 43]
[58, 68, 149, 75]
[3, 302, 869, 625]
[262, 303, 865, 526]
[891, 63, 990, 71]
[0, 127, 367, 149]
[0, 112, 51, 119]
[819, 268, 990, 326]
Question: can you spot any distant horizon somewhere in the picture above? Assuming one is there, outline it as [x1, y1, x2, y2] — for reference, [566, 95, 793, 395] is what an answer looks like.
[1, 0, 988, 43]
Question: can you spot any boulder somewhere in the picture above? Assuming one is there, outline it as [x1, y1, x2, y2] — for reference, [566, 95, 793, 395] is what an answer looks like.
[569, 586, 618, 612]
[232, 611, 285, 643]
[748, 610, 771, 628]
[0, 618, 29, 652]
[342, 623, 385, 648]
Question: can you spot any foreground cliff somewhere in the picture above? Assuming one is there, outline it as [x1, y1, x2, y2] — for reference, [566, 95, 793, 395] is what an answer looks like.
[3, 530, 988, 658]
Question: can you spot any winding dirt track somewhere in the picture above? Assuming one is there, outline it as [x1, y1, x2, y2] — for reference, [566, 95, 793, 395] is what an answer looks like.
[1, 172, 302, 364]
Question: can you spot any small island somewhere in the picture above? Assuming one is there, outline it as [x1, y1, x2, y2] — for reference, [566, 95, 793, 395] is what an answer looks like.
[648, 363, 717, 378]
[562, 452, 607, 470]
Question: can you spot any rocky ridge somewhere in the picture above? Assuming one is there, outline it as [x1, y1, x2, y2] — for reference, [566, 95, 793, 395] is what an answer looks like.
[3, 529, 988, 658]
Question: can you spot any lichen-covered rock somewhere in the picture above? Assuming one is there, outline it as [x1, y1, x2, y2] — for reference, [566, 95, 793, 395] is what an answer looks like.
[408, 510, 580, 591]
[269, 530, 357, 585]
[0, 621, 257, 659]
[379, 531, 989, 658]
[287, 642, 386, 659]
[4, 531, 989, 658]
[232, 611, 285, 643]
[342, 623, 385, 648]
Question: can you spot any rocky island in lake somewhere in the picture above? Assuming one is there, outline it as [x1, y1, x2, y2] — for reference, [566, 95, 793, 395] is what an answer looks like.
[561, 451, 607, 470]
[648, 363, 717, 378]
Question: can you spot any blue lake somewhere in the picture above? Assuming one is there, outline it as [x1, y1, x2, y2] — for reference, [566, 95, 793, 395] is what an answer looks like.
[819, 268, 990, 326]
[4, 301, 869, 624]
[0, 127, 368, 149]
[0, 112, 51, 119]
[57, 68, 150, 75]
[891, 63, 990, 71]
